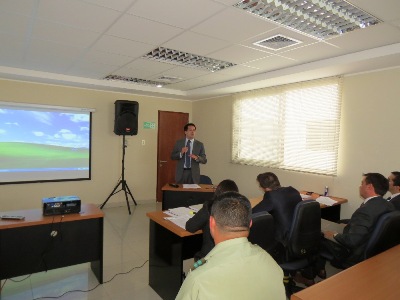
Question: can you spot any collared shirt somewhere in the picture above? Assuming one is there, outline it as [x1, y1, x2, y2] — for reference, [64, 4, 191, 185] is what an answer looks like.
[388, 193, 400, 200]
[362, 195, 379, 205]
[175, 237, 285, 300]
[180, 138, 194, 159]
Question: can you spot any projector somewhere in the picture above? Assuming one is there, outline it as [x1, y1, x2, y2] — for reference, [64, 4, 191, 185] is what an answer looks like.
[42, 195, 81, 216]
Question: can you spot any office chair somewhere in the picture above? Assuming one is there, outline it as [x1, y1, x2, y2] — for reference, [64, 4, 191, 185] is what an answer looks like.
[364, 210, 400, 259]
[248, 211, 275, 254]
[199, 175, 212, 184]
[321, 210, 400, 266]
[279, 200, 321, 296]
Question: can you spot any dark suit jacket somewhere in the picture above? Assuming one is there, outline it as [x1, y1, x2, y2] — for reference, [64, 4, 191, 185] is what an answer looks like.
[334, 196, 395, 266]
[252, 186, 302, 245]
[185, 201, 213, 260]
[171, 138, 207, 184]
[389, 194, 400, 210]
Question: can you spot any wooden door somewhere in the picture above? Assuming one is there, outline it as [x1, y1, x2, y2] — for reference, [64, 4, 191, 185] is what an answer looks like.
[156, 111, 189, 202]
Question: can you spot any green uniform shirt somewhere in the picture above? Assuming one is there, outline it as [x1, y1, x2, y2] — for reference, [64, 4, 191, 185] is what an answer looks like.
[176, 237, 285, 300]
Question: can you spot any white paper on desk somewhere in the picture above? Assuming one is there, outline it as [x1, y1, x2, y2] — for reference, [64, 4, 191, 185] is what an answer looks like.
[300, 194, 312, 200]
[183, 184, 201, 189]
[164, 216, 191, 229]
[165, 207, 196, 218]
[189, 204, 203, 212]
[316, 196, 337, 206]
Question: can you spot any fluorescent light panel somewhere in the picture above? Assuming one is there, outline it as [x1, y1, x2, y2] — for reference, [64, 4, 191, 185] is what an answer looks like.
[234, 0, 381, 39]
[143, 47, 236, 72]
[104, 75, 164, 87]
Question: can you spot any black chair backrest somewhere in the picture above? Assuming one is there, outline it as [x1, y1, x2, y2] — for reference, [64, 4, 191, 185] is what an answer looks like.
[364, 210, 400, 259]
[286, 200, 321, 260]
[248, 211, 275, 252]
[199, 175, 212, 184]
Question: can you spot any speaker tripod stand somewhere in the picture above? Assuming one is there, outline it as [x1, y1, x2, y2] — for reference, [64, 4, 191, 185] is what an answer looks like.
[100, 135, 137, 214]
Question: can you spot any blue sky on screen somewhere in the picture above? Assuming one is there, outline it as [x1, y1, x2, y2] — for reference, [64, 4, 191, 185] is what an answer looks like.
[0, 108, 90, 148]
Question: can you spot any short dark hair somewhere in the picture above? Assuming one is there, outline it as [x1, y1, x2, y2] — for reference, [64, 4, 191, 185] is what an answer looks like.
[206, 179, 239, 212]
[391, 172, 400, 186]
[256, 172, 281, 190]
[214, 179, 239, 197]
[184, 123, 196, 131]
[364, 173, 389, 196]
[210, 192, 251, 231]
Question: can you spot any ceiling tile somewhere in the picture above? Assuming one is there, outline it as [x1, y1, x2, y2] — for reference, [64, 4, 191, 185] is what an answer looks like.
[83, 0, 135, 12]
[91, 35, 155, 58]
[162, 31, 231, 56]
[106, 14, 183, 45]
[244, 55, 296, 71]
[0, 12, 31, 36]
[191, 7, 278, 43]
[0, 0, 36, 16]
[208, 44, 270, 64]
[326, 23, 400, 52]
[128, 0, 225, 29]
[32, 20, 100, 48]
[37, 0, 120, 32]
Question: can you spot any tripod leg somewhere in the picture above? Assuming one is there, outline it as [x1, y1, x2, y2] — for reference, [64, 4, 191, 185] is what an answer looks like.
[120, 180, 132, 215]
[100, 180, 122, 209]
[125, 182, 137, 206]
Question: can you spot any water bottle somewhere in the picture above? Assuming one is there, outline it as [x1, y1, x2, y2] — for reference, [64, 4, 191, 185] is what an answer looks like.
[324, 186, 329, 196]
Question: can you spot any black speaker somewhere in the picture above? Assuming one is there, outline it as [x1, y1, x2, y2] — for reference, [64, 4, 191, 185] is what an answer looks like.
[114, 100, 139, 135]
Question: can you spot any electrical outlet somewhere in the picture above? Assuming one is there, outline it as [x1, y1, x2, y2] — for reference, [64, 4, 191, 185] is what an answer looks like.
[142, 140, 145, 146]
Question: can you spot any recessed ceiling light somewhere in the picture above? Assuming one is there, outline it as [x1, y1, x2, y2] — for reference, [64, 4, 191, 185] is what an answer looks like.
[104, 75, 165, 88]
[143, 47, 236, 72]
[234, 0, 381, 39]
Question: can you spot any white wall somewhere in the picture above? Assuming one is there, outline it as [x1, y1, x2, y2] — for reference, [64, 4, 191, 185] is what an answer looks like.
[2, 67, 399, 218]
[0, 79, 192, 211]
[193, 67, 400, 219]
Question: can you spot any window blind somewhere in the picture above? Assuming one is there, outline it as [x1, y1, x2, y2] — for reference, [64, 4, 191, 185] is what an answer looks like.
[232, 77, 342, 176]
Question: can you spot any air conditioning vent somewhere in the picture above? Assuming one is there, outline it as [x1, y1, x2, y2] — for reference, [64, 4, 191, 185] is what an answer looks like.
[253, 35, 302, 50]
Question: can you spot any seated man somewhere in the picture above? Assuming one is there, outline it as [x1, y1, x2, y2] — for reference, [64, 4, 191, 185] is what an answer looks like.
[185, 179, 239, 260]
[388, 171, 400, 210]
[322, 173, 395, 269]
[253, 172, 302, 251]
[176, 192, 285, 300]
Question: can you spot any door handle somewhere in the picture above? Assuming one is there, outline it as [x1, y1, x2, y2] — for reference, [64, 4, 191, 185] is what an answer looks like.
[159, 160, 167, 163]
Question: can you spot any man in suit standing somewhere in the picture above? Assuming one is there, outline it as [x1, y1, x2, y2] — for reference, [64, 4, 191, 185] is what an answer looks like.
[252, 172, 302, 261]
[388, 171, 400, 210]
[322, 172, 395, 268]
[171, 123, 207, 184]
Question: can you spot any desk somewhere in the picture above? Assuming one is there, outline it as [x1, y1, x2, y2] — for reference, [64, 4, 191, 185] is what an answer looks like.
[291, 244, 400, 300]
[162, 184, 215, 210]
[249, 193, 347, 222]
[147, 210, 202, 300]
[0, 204, 103, 286]
[300, 192, 348, 222]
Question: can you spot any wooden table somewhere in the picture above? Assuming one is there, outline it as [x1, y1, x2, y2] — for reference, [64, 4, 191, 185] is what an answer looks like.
[0, 204, 104, 286]
[300, 191, 347, 222]
[250, 192, 347, 222]
[147, 210, 202, 300]
[161, 183, 215, 210]
[291, 244, 400, 300]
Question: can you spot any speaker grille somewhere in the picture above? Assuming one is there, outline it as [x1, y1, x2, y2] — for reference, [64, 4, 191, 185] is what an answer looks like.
[114, 100, 139, 136]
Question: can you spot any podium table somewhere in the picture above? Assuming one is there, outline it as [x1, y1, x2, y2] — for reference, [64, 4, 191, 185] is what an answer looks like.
[161, 184, 215, 210]
[0, 204, 103, 285]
